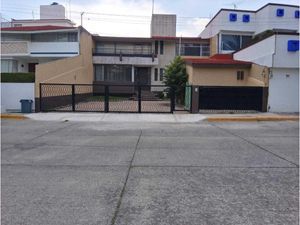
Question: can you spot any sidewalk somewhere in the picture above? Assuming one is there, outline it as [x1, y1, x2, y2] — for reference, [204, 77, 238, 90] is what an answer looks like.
[2, 112, 299, 123]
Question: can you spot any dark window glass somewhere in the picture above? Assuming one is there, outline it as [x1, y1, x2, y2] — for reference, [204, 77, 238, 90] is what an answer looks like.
[155, 41, 159, 55]
[154, 68, 158, 81]
[160, 40, 164, 54]
[31, 32, 78, 42]
[241, 36, 252, 48]
[94, 64, 131, 82]
[237, 71, 244, 80]
[159, 68, 164, 81]
[222, 34, 240, 51]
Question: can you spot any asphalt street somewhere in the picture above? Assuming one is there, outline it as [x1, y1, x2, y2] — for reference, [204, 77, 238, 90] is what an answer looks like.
[1, 119, 299, 225]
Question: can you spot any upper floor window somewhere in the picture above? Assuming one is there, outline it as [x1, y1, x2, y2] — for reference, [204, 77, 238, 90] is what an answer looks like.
[155, 41, 159, 55]
[176, 43, 210, 56]
[160, 40, 164, 54]
[31, 32, 78, 42]
[221, 34, 252, 51]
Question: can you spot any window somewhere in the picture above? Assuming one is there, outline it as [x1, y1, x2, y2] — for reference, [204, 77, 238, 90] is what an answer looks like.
[160, 41, 164, 54]
[221, 34, 252, 51]
[176, 43, 210, 56]
[237, 71, 244, 80]
[159, 68, 164, 81]
[13, 24, 22, 27]
[154, 68, 158, 81]
[1, 60, 17, 72]
[155, 41, 159, 55]
[31, 32, 78, 42]
[94, 64, 132, 82]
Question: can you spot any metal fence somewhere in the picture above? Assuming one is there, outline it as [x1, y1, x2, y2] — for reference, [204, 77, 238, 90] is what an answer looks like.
[40, 84, 192, 113]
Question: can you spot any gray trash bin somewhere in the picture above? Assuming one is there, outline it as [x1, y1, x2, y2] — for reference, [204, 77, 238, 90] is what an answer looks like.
[20, 99, 33, 113]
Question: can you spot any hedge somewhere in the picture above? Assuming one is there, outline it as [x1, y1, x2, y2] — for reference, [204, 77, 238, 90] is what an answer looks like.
[1, 73, 35, 83]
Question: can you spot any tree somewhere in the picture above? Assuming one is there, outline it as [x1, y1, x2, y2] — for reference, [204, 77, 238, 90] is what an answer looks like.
[163, 56, 188, 104]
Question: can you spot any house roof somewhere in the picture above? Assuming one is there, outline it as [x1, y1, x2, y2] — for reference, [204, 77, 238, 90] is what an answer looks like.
[92, 35, 209, 42]
[184, 54, 252, 67]
[1, 25, 77, 32]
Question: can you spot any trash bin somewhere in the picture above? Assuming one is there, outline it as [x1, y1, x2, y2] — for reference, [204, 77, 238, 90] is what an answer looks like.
[20, 99, 33, 113]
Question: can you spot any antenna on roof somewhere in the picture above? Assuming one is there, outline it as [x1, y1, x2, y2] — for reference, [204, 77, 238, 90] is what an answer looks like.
[223, 0, 244, 9]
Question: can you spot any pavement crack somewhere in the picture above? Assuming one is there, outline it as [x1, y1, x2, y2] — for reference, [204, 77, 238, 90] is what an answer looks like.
[210, 123, 299, 168]
[110, 130, 142, 225]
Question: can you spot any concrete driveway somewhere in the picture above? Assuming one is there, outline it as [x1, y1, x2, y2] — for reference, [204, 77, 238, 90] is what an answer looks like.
[1, 119, 299, 225]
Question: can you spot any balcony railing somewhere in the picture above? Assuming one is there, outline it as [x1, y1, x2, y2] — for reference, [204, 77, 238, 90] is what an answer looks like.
[93, 47, 156, 58]
[1, 41, 28, 55]
[176, 45, 210, 57]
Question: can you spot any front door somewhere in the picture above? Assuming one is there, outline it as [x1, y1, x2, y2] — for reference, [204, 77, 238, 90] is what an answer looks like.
[134, 67, 151, 90]
[28, 63, 38, 73]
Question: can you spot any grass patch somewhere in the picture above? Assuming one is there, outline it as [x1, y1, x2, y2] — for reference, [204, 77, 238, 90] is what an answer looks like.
[1, 73, 35, 83]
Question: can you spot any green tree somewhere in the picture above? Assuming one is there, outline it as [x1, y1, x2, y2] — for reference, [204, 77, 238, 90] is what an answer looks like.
[163, 56, 188, 104]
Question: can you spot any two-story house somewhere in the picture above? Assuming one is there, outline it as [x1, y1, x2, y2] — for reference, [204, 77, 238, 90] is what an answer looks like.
[184, 3, 299, 113]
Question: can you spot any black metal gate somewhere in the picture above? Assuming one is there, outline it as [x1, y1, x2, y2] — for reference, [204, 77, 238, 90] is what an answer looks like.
[198, 86, 264, 111]
[40, 83, 192, 113]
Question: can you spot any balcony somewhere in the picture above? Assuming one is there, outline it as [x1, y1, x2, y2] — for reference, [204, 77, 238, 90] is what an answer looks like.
[93, 46, 158, 66]
[1, 41, 79, 57]
[1, 41, 29, 55]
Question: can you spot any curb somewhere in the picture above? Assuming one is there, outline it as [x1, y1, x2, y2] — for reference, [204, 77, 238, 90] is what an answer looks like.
[1, 114, 27, 120]
[206, 116, 299, 122]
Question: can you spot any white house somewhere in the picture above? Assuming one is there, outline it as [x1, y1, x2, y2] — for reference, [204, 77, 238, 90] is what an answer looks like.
[199, 3, 299, 113]
[234, 32, 299, 113]
[1, 26, 80, 73]
[200, 3, 299, 54]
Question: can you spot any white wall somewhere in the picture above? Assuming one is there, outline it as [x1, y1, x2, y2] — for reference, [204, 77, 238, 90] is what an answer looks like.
[234, 35, 275, 67]
[268, 68, 299, 113]
[274, 35, 299, 68]
[1, 83, 35, 112]
[200, 5, 299, 38]
[29, 42, 79, 57]
[255, 5, 299, 35]
[201, 10, 256, 39]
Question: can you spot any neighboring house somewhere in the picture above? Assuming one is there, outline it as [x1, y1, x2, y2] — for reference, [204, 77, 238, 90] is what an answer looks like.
[185, 54, 269, 112]
[190, 3, 299, 113]
[5, 2, 75, 28]
[234, 31, 299, 112]
[1, 2, 77, 74]
[200, 3, 299, 54]
[92, 14, 210, 91]
[1, 25, 80, 73]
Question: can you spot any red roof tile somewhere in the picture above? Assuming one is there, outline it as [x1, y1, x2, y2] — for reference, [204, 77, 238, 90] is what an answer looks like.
[184, 54, 252, 66]
[1, 25, 77, 32]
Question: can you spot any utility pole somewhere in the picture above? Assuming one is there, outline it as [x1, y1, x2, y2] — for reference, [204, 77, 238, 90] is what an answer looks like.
[80, 12, 84, 26]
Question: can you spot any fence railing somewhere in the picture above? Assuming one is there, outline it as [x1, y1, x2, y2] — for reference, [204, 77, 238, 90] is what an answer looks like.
[40, 84, 192, 113]
[93, 47, 155, 57]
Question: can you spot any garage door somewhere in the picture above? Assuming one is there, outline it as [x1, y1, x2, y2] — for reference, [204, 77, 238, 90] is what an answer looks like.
[199, 86, 264, 111]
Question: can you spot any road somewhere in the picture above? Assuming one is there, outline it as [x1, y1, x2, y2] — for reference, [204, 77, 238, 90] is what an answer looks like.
[1, 119, 299, 225]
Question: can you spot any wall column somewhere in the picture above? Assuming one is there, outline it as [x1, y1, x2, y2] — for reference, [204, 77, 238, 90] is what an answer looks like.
[190, 86, 200, 113]
[131, 65, 135, 82]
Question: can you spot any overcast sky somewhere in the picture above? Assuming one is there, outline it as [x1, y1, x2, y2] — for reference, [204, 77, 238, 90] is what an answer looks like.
[1, 0, 299, 37]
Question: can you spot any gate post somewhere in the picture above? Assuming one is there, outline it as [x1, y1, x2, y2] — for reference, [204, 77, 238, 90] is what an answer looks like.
[71, 84, 75, 112]
[39, 83, 42, 112]
[190, 86, 200, 113]
[170, 86, 175, 113]
[104, 85, 109, 113]
[138, 86, 142, 113]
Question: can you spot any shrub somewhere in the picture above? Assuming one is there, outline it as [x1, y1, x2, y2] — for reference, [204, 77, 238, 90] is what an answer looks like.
[1, 73, 35, 83]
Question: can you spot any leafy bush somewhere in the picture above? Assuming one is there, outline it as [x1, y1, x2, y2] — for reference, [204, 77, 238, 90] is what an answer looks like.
[163, 56, 188, 104]
[1, 73, 35, 83]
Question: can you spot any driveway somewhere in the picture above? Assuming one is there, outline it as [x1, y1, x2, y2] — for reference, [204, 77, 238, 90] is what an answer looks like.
[1, 119, 299, 225]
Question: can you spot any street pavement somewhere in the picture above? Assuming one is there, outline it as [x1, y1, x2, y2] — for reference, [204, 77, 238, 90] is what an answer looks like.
[1, 119, 299, 225]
